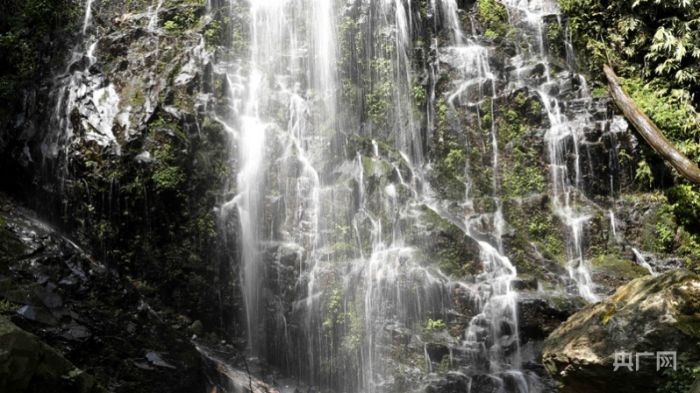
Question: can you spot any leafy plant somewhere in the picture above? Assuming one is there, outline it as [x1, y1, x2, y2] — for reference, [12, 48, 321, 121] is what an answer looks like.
[656, 366, 700, 393]
[425, 318, 446, 331]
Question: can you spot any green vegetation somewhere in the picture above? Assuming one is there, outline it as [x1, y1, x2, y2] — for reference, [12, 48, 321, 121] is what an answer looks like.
[55, 109, 229, 328]
[600, 304, 617, 326]
[502, 148, 546, 197]
[417, 206, 479, 276]
[424, 318, 446, 332]
[478, 0, 510, 39]
[0, 0, 80, 126]
[322, 287, 363, 358]
[152, 145, 185, 192]
[624, 192, 700, 270]
[562, 0, 700, 270]
[431, 98, 470, 201]
[656, 366, 700, 393]
[527, 213, 565, 261]
[162, 4, 202, 34]
[561, 0, 700, 94]
[0, 299, 16, 314]
[366, 58, 395, 128]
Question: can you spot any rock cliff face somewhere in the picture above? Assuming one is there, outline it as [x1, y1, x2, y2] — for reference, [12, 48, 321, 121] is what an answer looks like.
[0, 0, 698, 392]
[2, 0, 236, 337]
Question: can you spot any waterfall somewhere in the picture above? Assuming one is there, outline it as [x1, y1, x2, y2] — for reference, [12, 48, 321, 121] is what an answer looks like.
[221, 0, 605, 391]
[632, 248, 658, 276]
[82, 0, 95, 34]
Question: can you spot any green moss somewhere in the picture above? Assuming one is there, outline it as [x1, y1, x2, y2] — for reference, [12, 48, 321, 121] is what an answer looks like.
[591, 254, 648, 279]
[152, 145, 185, 192]
[412, 84, 427, 105]
[340, 309, 363, 355]
[675, 314, 700, 339]
[545, 19, 565, 59]
[600, 304, 617, 326]
[204, 19, 223, 46]
[432, 148, 467, 201]
[330, 242, 355, 259]
[152, 165, 184, 191]
[592, 85, 609, 97]
[530, 214, 566, 261]
[444, 149, 466, 174]
[417, 206, 478, 276]
[163, 20, 179, 33]
[322, 288, 343, 332]
[437, 355, 451, 373]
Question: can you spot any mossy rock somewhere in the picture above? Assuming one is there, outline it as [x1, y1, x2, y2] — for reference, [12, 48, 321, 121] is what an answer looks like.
[0, 217, 25, 271]
[591, 254, 648, 279]
[0, 316, 102, 393]
[412, 206, 481, 277]
[543, 271, 700, 393]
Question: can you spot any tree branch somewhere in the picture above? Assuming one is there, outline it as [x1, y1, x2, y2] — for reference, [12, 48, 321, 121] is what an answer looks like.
[604, 64, 700, 185]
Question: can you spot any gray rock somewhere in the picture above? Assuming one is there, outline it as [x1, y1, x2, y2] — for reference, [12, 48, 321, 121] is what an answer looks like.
[146, 351, 177, 369]
[16, 305, 57, 326]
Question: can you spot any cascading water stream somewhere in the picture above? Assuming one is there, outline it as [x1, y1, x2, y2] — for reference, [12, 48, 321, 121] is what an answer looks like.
[82, 0, 95, 34]
[148, 0, 166, 31]
[432, 0, 526, 386]
[632, 248, 658, 276]
[501, 0, 598, 302]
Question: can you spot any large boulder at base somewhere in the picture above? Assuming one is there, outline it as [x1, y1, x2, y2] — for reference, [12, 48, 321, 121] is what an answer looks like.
[0, 316, 100, 393]
[542, 270, 700, 393]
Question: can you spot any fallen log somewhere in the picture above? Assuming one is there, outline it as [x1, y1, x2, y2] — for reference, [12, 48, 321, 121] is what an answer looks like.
[603, 64, 700, 185]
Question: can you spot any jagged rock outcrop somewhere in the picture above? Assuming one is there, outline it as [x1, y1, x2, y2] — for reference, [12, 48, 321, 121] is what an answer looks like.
[543, 270, 700, 393]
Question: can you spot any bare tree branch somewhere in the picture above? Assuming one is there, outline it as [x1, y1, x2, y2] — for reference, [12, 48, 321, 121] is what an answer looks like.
[604, 64, 700, 185]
